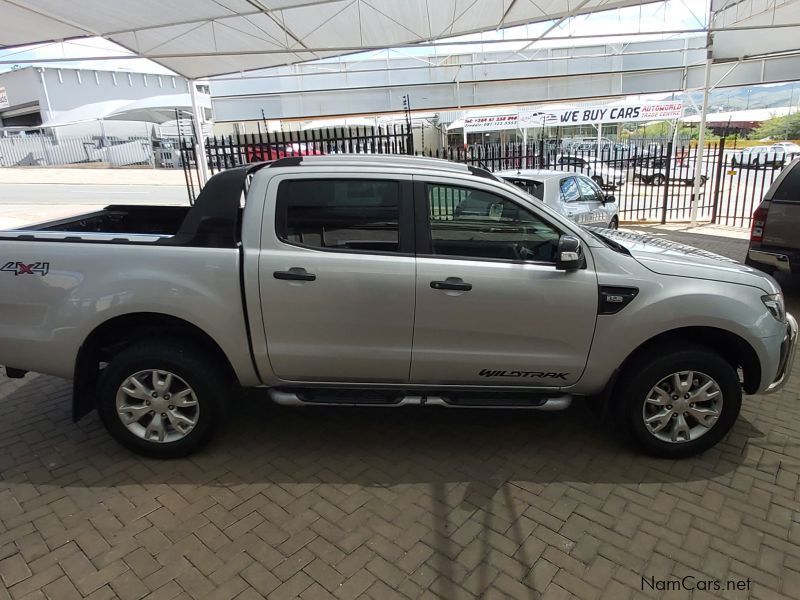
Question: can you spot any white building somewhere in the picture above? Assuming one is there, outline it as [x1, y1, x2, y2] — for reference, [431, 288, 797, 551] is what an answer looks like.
[0, 66, 206, 138]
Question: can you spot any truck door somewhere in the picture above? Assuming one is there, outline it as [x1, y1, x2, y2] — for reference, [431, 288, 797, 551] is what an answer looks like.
[410, 176, 598, 387]
[258, 174, 415, 383]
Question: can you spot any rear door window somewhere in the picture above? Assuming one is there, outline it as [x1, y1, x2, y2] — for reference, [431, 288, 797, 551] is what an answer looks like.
[772, 162, 800, 202]
[276, 179, 405, 253]
[560, 177, 581, 203]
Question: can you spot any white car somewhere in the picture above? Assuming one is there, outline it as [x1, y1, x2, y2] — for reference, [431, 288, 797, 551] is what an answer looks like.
[497, 169, 619, 228]
[552, 155, 627, 188]
[634, 158, 708, 186]
[770, 142, 800, 155]
[731, 146, 783, 167]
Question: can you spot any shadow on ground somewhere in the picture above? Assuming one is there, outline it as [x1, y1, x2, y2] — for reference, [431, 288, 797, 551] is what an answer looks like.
[0, 376, 764, 491]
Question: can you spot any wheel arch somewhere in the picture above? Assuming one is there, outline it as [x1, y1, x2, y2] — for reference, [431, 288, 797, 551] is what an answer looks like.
[614, 326, 761, 396]
[73, 312, 238, 421]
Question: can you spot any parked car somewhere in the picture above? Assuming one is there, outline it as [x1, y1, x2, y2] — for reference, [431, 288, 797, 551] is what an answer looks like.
[0, 155, 795, 459]
[746, 157, 800, 275]
[731, 146, 783, 167]
[634, 157, 708, 186]
[552, 155, 627, 188]
[496, 169, 619, 228]
[770, 142, 800, 155]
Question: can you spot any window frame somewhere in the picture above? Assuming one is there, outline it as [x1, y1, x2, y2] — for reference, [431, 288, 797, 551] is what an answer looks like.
[274, 176, 415, 256]
[414, 178, 565, 266]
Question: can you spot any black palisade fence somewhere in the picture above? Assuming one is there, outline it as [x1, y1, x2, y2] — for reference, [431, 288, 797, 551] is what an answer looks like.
[183, 128, 793, 228]
[180, 123, 413, 200]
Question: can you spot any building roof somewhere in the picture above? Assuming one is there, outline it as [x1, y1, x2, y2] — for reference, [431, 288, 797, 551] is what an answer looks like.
[682, 107, 795, 124]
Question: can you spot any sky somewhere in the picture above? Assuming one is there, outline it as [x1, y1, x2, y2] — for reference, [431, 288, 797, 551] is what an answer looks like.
[0, 0, 710, 76]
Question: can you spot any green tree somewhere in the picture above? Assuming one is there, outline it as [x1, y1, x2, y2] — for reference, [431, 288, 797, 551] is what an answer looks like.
[751, 112, 800, 140]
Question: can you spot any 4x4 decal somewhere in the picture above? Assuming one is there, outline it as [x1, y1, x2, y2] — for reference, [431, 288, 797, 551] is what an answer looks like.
[1, 261, 50, 276]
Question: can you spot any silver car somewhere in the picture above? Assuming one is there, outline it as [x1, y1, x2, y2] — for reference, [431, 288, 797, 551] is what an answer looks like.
[497, 169, 619, 228]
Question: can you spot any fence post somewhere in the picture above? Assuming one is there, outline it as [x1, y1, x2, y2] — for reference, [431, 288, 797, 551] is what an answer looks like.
[710, 137, 726, 224]
[660, 141, 673, 225]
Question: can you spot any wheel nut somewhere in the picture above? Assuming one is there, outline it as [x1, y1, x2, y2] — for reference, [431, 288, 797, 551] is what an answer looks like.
[145, 400, 150, 406]
[168, 405, 174, 410]
[684, 394, 690, 399]
[161, 413, 167, 418]
[667, 405, 672, 409]
[164, 394, 171, 401]
[152, 392, 158, 398]
[689, 403, 694, 408]
[672, 395, 678, 400]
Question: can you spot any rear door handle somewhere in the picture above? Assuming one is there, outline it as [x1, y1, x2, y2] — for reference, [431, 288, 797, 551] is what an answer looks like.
[273, 268, 316, 282]
[431, 278, 472, 291]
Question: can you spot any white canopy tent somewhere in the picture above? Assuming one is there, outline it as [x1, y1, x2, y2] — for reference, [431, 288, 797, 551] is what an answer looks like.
[39, 94, 209, 127]
[0, 0, 660, 79]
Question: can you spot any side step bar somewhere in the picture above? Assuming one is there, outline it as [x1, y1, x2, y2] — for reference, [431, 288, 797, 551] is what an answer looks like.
[268, 389, 572, 411]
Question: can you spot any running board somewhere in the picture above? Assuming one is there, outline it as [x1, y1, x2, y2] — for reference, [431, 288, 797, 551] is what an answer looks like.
[268, 389, 572, 411]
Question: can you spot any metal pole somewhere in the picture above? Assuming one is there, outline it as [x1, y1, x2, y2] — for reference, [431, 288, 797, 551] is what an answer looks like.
[189, 79, 210, 186]
[690, 44, 712, 226]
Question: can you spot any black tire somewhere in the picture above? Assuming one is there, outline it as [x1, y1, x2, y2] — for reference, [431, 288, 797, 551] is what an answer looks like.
[97, 340, 229, 458]
[615, 344, 741, 459]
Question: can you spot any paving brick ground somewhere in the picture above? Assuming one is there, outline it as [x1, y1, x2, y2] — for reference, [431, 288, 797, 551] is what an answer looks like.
[1, 229, 799, 600]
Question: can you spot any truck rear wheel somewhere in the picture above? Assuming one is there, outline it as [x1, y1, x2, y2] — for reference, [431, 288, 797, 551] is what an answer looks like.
[617, 345, 741, 458]
[97, 341, 227, 458]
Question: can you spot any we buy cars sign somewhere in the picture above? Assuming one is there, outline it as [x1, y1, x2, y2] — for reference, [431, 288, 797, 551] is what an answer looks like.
[519, 101, 683, 127]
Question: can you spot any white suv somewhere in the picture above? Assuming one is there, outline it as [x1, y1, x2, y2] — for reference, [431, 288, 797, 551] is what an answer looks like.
[497, 169, 619, 228]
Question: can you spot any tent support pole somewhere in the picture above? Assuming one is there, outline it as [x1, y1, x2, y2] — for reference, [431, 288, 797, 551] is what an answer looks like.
[190, 80, 210, 186]
[690, 39, 712, 226]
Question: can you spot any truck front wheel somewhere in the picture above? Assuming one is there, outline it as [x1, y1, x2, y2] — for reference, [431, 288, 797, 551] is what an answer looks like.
[617, 345, 741, 458]
[97, 341, 227, 458]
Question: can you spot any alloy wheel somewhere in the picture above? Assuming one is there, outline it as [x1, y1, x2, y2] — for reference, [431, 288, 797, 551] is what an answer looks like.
[642, 371, 723, 444]
[115, 369, 199, 443]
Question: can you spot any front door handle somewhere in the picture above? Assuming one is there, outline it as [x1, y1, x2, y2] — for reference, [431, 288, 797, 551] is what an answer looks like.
[431, 278, 472, 291]
[274, 268, 316, 282]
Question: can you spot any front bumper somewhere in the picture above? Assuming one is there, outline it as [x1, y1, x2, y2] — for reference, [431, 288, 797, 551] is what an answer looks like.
[766, 312, 798, 393]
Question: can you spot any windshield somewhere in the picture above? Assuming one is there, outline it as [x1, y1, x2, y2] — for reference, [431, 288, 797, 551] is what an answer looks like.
[583, 226, 631, 256]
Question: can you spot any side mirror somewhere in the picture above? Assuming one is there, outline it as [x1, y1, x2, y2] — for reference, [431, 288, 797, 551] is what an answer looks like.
[604, 194, 616, 203]
[556, 235, 584, 271]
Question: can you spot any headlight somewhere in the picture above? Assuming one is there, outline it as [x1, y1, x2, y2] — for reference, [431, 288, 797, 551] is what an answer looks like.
[762, 292, 786, 322]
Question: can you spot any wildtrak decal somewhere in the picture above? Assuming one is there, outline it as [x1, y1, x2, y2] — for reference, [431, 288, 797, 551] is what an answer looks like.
[479, 369, 568, 380]
[1, 261, 50, 276]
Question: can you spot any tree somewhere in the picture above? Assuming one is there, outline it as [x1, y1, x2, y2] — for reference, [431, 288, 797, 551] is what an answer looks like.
[751, 112, 800, 140]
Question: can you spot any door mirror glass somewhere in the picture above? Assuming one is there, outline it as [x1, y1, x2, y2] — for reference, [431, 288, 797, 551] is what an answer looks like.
[604, 194, 616, 203]
[556, 235, 584, 271]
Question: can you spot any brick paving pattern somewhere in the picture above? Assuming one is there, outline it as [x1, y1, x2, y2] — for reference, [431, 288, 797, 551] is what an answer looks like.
[1, 229, 799, 599]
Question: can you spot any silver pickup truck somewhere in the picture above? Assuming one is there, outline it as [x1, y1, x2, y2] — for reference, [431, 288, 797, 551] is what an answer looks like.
[0, 155, 796, 459]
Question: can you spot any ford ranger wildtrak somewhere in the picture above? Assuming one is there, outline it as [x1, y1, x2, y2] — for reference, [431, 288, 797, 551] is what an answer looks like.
[0, 155, 795, 459]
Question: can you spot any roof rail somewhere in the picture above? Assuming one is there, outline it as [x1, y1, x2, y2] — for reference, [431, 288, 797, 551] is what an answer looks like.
[264, 153, 501, 182]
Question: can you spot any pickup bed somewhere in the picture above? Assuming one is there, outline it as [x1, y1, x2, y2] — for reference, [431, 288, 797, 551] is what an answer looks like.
[0, 155, 796, 458]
